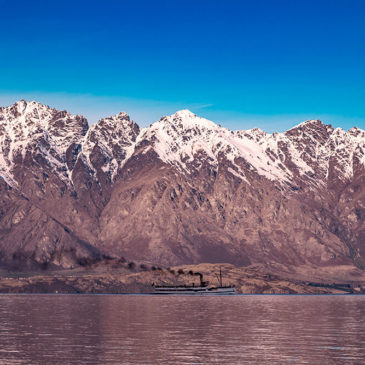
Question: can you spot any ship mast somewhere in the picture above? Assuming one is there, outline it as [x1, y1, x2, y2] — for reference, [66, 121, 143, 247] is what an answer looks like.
[216, 266, 223, 287]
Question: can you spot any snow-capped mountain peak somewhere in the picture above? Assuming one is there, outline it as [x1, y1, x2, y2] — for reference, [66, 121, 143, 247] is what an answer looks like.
[160, 109, 219, 130]
[0, 100, 88, 186]
[0, 100, 364, 191]
[78, 111, 140, 183]
[291, 119, 323, 129]
[173, 109, 196, 118]
[137, 112, 365, 186]
[137, 111, 296, 183]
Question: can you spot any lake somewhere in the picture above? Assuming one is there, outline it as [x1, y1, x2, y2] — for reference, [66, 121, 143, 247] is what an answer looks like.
[0, 295, 364, 364]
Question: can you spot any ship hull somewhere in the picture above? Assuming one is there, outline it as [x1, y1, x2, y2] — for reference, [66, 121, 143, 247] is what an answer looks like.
[153, 287, 235, 295]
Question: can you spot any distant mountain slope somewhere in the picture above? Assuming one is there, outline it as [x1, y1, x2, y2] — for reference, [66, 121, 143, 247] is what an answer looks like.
[0, 100, 364, 271]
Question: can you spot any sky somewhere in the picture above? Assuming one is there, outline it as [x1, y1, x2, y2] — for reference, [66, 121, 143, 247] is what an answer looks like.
[0, 0, 364, 132]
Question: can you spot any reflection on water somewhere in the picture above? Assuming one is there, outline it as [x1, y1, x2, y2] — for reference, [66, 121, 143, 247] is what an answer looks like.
[0, 295, 364, 364]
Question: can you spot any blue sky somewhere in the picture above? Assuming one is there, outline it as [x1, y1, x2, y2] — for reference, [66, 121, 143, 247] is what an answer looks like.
[0, 0, 364, 132]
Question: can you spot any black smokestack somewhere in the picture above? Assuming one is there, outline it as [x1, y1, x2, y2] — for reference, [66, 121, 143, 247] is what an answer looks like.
[194, 272, 203, 283]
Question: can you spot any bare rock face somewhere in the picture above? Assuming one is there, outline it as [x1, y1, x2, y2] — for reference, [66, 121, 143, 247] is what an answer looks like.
[0, 101, 364, 273]
[98, 111, 364, 268]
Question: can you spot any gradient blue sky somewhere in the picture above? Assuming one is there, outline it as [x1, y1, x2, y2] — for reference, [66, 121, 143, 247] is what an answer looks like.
[0, 0, 364, 132]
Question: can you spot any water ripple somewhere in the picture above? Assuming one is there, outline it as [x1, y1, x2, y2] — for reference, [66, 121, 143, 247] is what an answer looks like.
[0, 295, 364, 364]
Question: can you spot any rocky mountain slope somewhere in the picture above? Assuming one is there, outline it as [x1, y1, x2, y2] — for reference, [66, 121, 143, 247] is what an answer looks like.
[0, 100, 364, 272]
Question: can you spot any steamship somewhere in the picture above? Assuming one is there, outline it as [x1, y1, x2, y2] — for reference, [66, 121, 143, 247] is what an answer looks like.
[152, 268, 235, 295]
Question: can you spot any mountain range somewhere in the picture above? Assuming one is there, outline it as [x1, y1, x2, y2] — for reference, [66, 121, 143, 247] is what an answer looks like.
[0, 100, 364, 275]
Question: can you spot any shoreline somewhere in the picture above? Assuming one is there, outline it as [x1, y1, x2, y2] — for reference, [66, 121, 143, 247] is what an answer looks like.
[1, 262, 364, 295]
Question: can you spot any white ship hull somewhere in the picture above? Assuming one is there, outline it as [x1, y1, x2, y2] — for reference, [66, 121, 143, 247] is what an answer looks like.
[154, 286, 235, 295]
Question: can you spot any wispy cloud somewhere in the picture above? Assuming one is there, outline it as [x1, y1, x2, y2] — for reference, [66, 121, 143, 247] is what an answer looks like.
[193, 103, 214, 110]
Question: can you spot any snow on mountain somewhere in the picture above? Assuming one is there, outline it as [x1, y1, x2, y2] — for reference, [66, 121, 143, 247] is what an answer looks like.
[136, 112, 334, 185]
[0, 100, 88, 186]
[136, 110, 223, 168]
[80, 111, 139, 182]
[325, 127, 365, 179]
[0, 101, 364, 190]
[284, 120, 365, 182]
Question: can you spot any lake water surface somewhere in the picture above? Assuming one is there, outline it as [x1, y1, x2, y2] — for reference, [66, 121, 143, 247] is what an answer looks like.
[0, 295, 364, 364]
